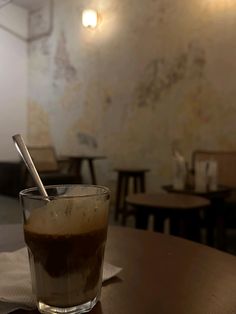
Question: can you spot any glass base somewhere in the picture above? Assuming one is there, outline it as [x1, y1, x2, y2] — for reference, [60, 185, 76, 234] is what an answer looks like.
[37, 296, 99, 314]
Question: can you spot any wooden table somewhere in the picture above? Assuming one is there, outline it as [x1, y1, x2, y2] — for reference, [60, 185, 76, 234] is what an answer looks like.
[126, 193, 210, 241]
[2, 224, 236, 314]
[163, 185, 231, 249]
[64, 156, 106, 185]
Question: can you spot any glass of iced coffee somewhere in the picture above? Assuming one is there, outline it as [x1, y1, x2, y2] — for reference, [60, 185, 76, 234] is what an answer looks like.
[20, 185, 110, 314]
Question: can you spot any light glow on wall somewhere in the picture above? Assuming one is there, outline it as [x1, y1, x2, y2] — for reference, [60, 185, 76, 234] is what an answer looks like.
[204, 0, 236, 10]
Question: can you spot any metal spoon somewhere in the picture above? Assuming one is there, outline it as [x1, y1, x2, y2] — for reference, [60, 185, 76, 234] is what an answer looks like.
[12, 134, 49, 200]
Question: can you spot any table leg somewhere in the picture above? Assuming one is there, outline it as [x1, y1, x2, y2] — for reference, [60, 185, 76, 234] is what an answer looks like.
[170, 217, 182, 237]
[216, 212, 226, 250]
[184, 211, 201, 242]
[215, 202, 226, 250]
[168, 211, 201, 241]
[205, 205, 216, 247]
[153, 213, 165, 233]
[135, 206, 149, 230]
[140, 173, 146, 193]
[88, 159, 97, 185]
[206, 199, 226, 250]
[70, 159, 83, 183]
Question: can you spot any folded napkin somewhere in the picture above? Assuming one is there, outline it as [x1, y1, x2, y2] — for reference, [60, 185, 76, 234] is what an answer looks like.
[0, 248, 122, 314]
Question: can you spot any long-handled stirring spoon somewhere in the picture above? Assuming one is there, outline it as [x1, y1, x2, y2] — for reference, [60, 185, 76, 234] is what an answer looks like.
[12, 134, 49, 201]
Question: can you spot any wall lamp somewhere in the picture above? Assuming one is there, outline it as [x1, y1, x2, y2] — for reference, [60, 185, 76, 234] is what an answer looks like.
[82, 9, 98, 28]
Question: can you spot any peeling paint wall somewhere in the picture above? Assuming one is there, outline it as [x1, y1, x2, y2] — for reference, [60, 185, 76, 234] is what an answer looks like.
[28, 0, 236, 192]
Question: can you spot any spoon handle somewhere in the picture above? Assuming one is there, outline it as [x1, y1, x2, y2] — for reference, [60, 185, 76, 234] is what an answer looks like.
[12, 134, 49, 199]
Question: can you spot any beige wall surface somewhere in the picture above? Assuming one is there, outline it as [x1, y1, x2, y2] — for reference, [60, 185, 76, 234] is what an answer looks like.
[28, 0, 236, 193]
[0, 4, 28, 161]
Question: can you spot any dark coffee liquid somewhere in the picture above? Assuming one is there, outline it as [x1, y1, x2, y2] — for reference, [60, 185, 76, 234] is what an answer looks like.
[24, 227, 107, 307]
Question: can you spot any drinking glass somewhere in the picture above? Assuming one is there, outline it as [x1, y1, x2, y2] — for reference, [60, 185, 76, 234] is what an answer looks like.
[20, 185, 110, 314]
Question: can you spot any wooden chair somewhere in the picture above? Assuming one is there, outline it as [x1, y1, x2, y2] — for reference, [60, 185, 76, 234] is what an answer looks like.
[192, 151, 236, 188]
[192, 150, 236, 229]
[23, 146, 78, 187]
[0, 162, 24, 198]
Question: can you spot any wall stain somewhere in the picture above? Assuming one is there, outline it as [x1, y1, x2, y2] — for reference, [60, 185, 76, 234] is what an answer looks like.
[157, 2, 167, 24]
[77, 132, 98, 149]
[136, 43, 206, 108]
[65, 118, 99, 156]
[105, 95, 112, 105]
[189, 43, 206, 79]
[54, 31, 77, 83]
[101, 88, 113, 111]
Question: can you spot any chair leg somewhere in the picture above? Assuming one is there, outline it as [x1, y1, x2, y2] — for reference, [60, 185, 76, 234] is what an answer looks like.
[75, 160, 83, 183]
[88, 159, 97, 185]
[140, 173, 146, 192]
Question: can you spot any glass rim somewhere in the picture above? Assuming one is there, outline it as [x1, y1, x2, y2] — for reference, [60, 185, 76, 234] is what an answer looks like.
[19, 184, 110, 201]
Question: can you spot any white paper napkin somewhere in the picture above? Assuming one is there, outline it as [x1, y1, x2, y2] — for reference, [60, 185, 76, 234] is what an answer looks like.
[0, 248, 122, 314]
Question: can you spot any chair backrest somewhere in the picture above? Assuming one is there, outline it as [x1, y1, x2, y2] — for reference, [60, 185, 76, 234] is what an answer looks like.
[192, 150, 236, 188]
[28, 146, 59, 173]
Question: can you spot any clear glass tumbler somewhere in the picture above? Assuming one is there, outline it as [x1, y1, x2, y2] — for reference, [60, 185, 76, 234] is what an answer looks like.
[20, 185, 110, 314]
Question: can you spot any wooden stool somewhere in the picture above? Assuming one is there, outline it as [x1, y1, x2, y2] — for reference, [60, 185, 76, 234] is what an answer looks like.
[126, 193, 210, 241]
[114, 168, 149, 225]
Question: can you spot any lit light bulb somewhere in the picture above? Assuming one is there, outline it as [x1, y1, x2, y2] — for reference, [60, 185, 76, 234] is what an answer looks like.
[82, 9, 98, 28]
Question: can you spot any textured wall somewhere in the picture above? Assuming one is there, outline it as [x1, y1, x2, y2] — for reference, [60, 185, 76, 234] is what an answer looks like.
[0, 4, 28, 161]
[28, 0, 236, 193]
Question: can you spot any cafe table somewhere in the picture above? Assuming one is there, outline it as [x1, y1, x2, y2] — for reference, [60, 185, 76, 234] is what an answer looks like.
[162, 185, 231, 249]
[62, 155, 106, 185]
[1, 224, 236, 314]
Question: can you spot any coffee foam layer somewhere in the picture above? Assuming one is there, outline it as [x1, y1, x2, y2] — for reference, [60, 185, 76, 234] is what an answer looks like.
[24, 198, 109, 235]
